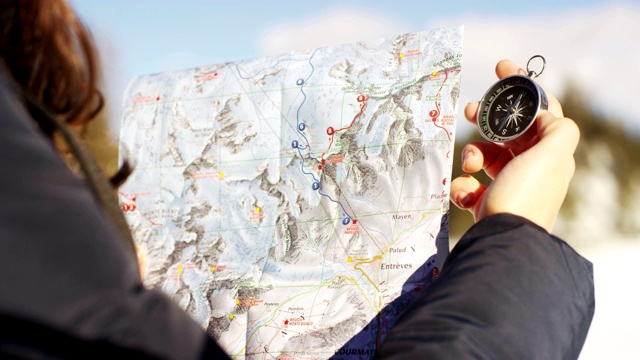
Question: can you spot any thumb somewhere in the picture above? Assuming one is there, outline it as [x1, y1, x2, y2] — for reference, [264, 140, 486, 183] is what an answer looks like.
[535, 111, 580, 154]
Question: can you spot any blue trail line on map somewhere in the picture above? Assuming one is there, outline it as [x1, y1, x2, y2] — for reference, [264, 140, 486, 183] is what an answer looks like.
[293, 49, 351, 220]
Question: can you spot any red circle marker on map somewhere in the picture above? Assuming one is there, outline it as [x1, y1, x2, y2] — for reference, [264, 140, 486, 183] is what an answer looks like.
[284, 320, 289, 325]
[442, 178, 447, 185]
[357, 94, 365, 102]
[327, 127, 334, 135]
[318, 165, 323, 170]
[429, 109, 438, 117]
[321, 159, 326, 165]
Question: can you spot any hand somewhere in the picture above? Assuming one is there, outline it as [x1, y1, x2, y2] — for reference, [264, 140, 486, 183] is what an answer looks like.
[451, 60, 580, 232]
[135, 245, 147, 280]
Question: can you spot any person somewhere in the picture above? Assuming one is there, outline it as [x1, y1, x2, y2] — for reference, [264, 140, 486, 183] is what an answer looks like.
[376, 61, 594, 359]
[0, 1, 226, 358]
[0, 1, 593, 359]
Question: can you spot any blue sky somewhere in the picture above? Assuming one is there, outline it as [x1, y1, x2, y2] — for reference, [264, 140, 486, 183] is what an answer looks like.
[72, 0, 608, 77]
[70, 0, 640, 138]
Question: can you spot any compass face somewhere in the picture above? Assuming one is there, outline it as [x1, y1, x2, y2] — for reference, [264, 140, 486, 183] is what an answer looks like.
[477, 75, 548, 142]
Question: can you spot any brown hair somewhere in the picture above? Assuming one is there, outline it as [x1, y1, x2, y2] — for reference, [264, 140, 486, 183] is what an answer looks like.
[0, 1, 137, 253]
[0, 0, 102, 130]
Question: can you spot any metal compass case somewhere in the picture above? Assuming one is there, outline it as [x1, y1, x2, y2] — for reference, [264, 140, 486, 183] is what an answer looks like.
[477, 56, 549, 142]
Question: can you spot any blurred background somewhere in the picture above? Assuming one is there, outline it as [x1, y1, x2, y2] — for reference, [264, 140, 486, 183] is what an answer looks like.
[70, 0, 640, 357]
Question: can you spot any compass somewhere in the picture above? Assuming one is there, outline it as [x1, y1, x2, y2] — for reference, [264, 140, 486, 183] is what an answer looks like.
[477, 55, 549, 142]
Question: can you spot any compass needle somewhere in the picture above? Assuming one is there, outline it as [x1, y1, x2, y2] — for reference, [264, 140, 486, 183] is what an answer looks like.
[498, 113, 511, 130]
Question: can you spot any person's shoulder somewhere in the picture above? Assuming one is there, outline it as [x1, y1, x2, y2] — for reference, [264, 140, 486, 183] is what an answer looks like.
[0, 62, 42, 136]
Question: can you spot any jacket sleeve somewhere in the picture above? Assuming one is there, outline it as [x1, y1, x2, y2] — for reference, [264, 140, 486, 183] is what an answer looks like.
[0, 70, 229, 359]
[377, 213, 595, 360]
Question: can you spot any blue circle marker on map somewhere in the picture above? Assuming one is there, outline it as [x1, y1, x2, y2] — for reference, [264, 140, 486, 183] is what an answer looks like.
[298, 123, 306, 131]
[312, 181, 320, 190]
[342, 217, 351, 225]
[296, 78, 304, 86]
[291, 140, 299, 148]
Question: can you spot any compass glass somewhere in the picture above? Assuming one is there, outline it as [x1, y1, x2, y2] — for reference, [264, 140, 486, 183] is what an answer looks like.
[478, 75, 543, 142]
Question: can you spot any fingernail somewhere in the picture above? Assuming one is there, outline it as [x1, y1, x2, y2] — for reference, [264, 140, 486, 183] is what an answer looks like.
[454, 192, 467, 207]
[460, 193, 475, 208]
[463, 152, 473, 166]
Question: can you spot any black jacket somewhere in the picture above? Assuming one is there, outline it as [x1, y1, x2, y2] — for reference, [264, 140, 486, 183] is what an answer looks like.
[0, 69, 593, 359]
[377, 214, 594, 359]
[0, 67, 226, 359]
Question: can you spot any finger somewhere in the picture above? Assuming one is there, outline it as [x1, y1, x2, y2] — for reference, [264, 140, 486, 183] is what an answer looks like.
[496, 59, 526, 79]
[450, 174, 486, 210]
[537, 82, 563, 118]
[135, 245, 147, 281]
[461, 141, 514, 179]
[461, 143, 485, 173]
[535, 111, 580, 153]
[464, 101, 479, 125]
[504, 128, 541, 156]
[528, 113, 578, 192]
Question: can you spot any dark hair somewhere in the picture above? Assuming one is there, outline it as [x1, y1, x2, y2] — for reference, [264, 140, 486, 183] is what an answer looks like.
[0, 0, 103, 131]
[0, 0, 137, 253]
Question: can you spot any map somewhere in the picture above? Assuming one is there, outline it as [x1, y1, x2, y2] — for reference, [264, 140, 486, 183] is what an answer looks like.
[118, 25, 463, 359]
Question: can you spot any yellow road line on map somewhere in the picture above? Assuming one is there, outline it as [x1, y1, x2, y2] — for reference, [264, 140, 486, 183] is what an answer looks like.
[353, 255, 382, 292]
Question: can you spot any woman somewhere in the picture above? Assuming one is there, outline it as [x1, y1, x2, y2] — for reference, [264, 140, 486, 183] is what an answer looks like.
[0, 1, 226, 358]
[0, 1, 593, 358]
